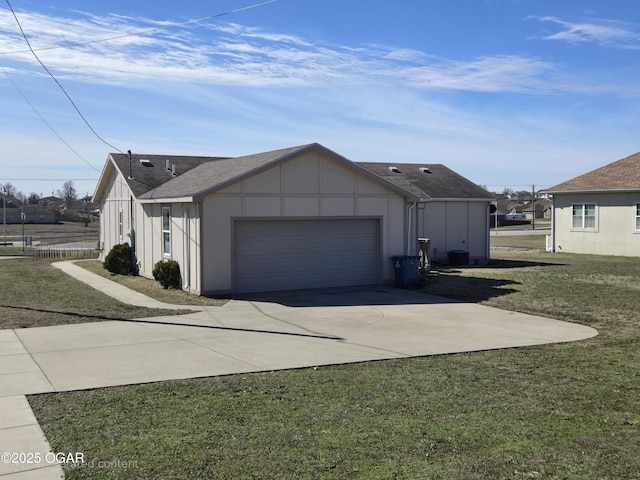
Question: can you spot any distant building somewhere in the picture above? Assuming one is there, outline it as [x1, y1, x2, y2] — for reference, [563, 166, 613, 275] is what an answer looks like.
[546, 152, 640, 257]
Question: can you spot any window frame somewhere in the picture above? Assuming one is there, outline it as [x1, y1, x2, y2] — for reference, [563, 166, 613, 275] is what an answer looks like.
[118, 209, 123, 241]
[571, 203, 597, 231]
[162, 206, 171, 256]
[635, 203, 640, 232]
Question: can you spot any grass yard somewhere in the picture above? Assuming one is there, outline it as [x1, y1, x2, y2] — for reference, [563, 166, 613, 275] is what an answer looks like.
[79, 260, 227, 307]
[0, 258, 198, 329]
[25, 250, 640, 479]
[490, 234, 546, 251]
[0, 221, 99, 245]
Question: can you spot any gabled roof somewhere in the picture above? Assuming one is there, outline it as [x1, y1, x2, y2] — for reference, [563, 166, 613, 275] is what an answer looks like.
[357, 163, 494, 200]
[139, 144, 313, 201]
[110, 154, 227, 198]
[94, 143, 423, 203]
[546, 152, 640, 193]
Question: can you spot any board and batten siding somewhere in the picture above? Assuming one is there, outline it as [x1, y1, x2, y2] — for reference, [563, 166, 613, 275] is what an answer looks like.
[98, 170, 134, 259]
[200, 150, 407, 295]
[417, 201, 489, 264]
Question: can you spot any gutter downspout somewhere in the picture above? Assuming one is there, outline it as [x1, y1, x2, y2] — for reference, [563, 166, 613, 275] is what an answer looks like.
[486, 202, 491, 262]
[406, 202, 416, 255]
[182, 205, 190, 290]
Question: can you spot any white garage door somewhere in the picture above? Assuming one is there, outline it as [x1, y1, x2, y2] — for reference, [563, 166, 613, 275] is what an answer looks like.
[234, 219, 380, 293]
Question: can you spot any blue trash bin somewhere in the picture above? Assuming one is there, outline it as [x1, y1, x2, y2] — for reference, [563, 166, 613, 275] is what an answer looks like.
[391, 256, 420, 288]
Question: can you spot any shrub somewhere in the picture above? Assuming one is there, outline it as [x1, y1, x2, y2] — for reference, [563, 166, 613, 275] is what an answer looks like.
[103, 243, 136, 275]
[152, 259, 181, 289]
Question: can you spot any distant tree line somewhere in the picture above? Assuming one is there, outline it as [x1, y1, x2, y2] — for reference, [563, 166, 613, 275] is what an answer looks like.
[1, 180, 78, 206]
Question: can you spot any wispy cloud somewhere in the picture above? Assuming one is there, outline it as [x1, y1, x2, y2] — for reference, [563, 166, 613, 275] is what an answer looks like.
[0, 8, 582, 94]
[533, 16, 640, 49]
[398, 55, 557, 93]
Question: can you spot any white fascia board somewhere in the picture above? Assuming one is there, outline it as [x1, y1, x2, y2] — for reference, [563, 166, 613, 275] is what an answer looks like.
[428, 197, 496, 202]
[137, 196, 195, 204]
[546, 188, 640, 195]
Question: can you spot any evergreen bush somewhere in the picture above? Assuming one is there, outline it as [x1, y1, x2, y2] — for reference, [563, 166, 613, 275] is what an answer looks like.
[152, 259, 181, 289]
[103, 243, 135, 275]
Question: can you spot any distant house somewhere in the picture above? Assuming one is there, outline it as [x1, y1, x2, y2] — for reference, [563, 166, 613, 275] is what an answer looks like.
[545, 152, 640, 256]
[0, 197, 55, 224]
[521, 199, 551, 220]
[93, 143, 494, 295]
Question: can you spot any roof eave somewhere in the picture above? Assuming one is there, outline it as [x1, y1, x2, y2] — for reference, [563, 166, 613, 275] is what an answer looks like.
[92, 154, 119, 203]
[427, 197, 496, 202]
[546, 188, 640, 195]
[188, 143, 425, 202]
[138, 196, 195, 204]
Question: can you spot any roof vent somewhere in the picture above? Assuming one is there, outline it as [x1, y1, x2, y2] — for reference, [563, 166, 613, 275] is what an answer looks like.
[171, 164, 177, 176]
[388, 166, 401, 173]
[420, 167, 431, 174]
[166, 159, 171, 171]
[139, 159, 152, 166]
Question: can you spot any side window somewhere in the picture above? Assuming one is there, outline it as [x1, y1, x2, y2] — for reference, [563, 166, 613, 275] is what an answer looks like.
[118, 209, 123, 241]
[572, 203, 596, 230]
[162, 207, 171, 255]
[635, 203, 640, 231]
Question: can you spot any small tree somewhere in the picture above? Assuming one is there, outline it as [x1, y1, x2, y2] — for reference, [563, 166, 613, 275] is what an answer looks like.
[153, 260, 181, 289]
[103, 243, 136, 275]
[57, 180, 77, 207]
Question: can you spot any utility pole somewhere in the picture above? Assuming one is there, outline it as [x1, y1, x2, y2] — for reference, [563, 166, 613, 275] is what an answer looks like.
[531, 184, 536, 230]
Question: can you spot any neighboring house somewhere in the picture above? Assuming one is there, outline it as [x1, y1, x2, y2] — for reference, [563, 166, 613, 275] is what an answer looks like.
[545, 152, 640, 256]
[93, 143, 493, 295]
[521, 199, 551, 220]
[0, 197, 56, 224]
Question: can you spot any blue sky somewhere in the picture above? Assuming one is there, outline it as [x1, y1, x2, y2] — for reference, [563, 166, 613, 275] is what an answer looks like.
[2, 0, 640, 198]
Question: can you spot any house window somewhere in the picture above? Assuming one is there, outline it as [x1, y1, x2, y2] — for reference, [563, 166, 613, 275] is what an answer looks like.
[572, 203, 596, 230]
[162, 207, 171, 255]
[118, 209, 123, 241]
[635, 203, 640, 231]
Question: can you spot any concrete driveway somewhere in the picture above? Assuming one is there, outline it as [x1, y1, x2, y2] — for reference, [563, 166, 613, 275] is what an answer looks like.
[4, 281, 598, 395]
[0, 262, 597, 479]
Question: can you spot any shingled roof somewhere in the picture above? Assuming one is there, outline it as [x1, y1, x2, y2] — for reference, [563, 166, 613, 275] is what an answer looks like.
[546, 152, 640, 193]
[98, 147, 495, 203]
[95, 143, 424, 203]
[357, 162, 494, 200]
[108, 153, 227, 198]
[139, 144, 314, 200]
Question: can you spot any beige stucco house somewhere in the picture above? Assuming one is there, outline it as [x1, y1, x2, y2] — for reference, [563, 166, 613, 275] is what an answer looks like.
[546, 152, 640, 257]
[93, 143, 493, 295]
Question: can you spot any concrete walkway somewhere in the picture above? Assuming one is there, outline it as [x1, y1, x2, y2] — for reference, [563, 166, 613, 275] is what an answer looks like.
[1, 261, 598, 479]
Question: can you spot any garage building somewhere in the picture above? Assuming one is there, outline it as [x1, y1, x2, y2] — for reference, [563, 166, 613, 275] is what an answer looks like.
[93, 143, 492, 295]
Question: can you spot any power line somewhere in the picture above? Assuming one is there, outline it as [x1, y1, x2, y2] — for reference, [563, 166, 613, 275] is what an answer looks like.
[0, 0, 278, 56]
[2, 0, 279, 162]
[0, 64, 101, 172]
[2, 179, 98, 182]
[4, 0, 124, 154]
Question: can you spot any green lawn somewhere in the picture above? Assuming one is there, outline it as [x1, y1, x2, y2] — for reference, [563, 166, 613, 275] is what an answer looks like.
[490, 234, 546, 250]
[0, 258, 198, 329]
[24, 250, 640, 479]
[0, 220, 98, 245]
[79, 260, 227, 307]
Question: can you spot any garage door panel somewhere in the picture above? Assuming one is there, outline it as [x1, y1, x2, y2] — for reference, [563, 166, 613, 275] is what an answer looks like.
[234, 219, 379, 293]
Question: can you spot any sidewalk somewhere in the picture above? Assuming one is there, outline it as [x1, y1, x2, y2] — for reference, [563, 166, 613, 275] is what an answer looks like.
[1, 261, 598, 479]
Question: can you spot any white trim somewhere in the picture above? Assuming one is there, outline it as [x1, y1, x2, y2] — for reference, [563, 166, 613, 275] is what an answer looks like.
[162, 206, 171, 256]
[570, 202, 598, 231]
[634, 203, 640, 233]
[118, 209, 123, 242]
